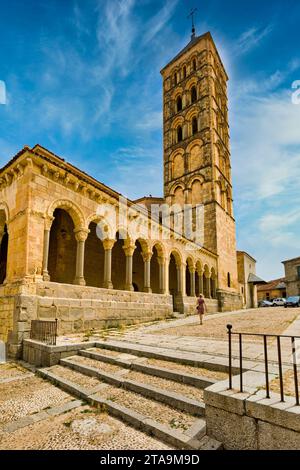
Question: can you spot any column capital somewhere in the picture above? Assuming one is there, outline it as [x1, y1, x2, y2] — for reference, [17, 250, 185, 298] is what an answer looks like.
[157, 256, 166, 266]
[103, 238, 115, 251]
[123, 243, 135, 257]
[74, 228, 89, 242]
[44, 216, 54, 231]
[142, 251, 152, 263]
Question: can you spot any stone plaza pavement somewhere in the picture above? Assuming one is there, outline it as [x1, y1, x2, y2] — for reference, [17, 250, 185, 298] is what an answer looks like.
[102, 308, 300, 368]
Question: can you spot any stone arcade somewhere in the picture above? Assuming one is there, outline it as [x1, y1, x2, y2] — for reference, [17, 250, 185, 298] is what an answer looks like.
[0, 32, 242, 358]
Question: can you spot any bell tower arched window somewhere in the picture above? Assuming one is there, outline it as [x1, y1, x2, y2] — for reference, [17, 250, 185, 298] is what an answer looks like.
[177, 126, 183, 143]
[192, 117, 198, 135]
[176, 96, 182, 112]
[191, 86, 197, 104]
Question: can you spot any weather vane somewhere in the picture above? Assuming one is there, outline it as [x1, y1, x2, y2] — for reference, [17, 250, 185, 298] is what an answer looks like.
[187, 7, 198, 40]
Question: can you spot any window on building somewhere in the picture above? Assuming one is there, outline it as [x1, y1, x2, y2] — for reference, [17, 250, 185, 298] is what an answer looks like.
[192, 58, 197, 71]
[177, 126, 183, 142]
[176, 96, 182, 112]
[183, 66, 186, 79]
[266, 293, 270, 300]
[227, 272, 231, 288]
[192, 117, 198, 135]
[191, 86, 197, 104]
[174, 73, 177, 85]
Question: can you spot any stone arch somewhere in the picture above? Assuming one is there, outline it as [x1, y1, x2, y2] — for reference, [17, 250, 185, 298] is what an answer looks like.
[48, 208, 77, 284]
[173, 185, 185, 207]
[132, 239, 148, 292]
[186, 140, 203, 172]
[150, 242, 166, 295]
[86, 214, 115, 240]
[185, 256, 195, 297]
[47, 199, 85, 230]
[84, 219, 105, 288]
[190, 178, 204, 206]
[171, 149, 185, 179]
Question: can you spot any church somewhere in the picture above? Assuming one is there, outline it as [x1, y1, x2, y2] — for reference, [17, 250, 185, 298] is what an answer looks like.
[0, 30, 243, 358]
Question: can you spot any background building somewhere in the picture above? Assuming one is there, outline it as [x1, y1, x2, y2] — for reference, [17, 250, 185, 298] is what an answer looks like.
[282, 257, 300, 297]
[237, 251, 265, 308]
[257, 278, 287, 302]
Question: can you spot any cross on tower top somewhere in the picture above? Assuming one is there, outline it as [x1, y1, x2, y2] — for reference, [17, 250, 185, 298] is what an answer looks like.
[187, 8, 198, 40]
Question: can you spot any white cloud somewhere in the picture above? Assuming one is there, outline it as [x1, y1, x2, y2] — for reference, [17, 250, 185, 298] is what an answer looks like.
[0, 80, 6, 105]
[234, 24, 274, 56]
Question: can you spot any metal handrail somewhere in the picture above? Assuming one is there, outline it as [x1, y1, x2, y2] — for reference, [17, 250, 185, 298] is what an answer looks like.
[227, 324, 300, 406]
[30, 319, 58, 346]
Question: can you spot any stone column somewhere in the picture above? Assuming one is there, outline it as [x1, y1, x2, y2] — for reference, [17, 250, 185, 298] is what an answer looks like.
[198, 270, 204, 296]
[190, 268, 196, 297]
[74, 229, 89, 286]
[42, 217, 54, 281]
[102, 239, 115, 289]
[158, 256, 167, 294]
[207, 274, 211, 299]
[176, 262, 184, 295]
[123, 242, 135, 291]
[142, 251, 152, 293]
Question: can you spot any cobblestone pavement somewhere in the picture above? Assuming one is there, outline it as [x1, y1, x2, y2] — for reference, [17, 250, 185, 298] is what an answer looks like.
[103, 308, 300, 364]
[0, 404, 173, 450]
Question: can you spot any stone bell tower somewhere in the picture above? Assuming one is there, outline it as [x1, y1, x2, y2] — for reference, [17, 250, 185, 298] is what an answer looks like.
[161, 30, 241, 305]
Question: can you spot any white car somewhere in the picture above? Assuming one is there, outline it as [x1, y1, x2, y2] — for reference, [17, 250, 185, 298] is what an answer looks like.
[272, 298, 287, 307]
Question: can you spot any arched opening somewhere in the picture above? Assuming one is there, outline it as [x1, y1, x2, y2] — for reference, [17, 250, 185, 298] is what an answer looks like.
[0, 224, 8, 285]
[176, 96, 182, 112]
[150, 245, 160, 294]
[192, 116, 198, 135]
[183, 66, 187, 79]
[191, 86, 197, 104]
[177, 125, 183, 142]
[132, 240, 144, 292]
[174, 73, 177, 85]
[227, 272, 231, 288]
[192, 58, 197, 71]
[84, 221, 105, 287]
[111, 232, 127, 290]
[169, 253, 179, 297]
[48, 209, 77, 284]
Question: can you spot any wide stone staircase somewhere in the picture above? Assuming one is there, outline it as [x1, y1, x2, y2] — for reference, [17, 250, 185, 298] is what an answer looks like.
[37, 341, 225, 450]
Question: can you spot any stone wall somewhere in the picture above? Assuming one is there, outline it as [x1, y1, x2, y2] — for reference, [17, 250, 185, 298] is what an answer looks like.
[204, 379, 300, 450]
[217, 289, 243, 312]
[5, 281, 174, 357]
[0, 285, 15, 346]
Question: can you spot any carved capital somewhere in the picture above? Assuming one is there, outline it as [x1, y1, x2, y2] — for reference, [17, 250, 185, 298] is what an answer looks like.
[44, 216, 54, 231]
[123, 242, 135, 257]
[103, 238, 115, 251]
[142, 251, 152, 263]
[74, 228, 89, 242]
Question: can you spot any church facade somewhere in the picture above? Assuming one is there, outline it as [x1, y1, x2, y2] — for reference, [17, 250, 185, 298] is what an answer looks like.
[0, 32, 242, 357]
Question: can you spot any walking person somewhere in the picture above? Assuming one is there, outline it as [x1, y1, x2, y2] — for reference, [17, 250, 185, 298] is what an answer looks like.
[196, 294, 207, 325]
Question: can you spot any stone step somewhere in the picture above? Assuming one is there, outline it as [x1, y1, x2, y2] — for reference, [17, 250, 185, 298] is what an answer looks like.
[36, 365, 219, 450]
[79, 348, 217, 388]
[93, 340, 232, 373]
[60, 356, 205, 417]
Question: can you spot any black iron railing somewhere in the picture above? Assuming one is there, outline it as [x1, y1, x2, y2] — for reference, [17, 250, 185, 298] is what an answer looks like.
[30, 319, 58, 346]
[227, 324, 300, 406]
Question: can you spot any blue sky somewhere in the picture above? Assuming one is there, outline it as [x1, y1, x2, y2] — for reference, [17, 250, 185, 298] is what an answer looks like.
[0, 0, 300, 280]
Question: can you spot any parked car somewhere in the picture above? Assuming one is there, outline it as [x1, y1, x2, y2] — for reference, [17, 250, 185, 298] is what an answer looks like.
[259, 300, 273, 307]
[284, 296, 300, 308]
[272, 298, 287, 307]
